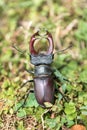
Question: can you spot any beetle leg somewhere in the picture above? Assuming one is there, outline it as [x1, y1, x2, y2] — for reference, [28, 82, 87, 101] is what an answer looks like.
[63, 78, 72, 84]
[56, 88, 69, 102]
[54, 76, 71, 84]
[20, 69, 34, 88]
[14, 79, 34, 113]
[21, 79, 33, 88]
[55, 81, 69, 102]
[15, 88, 34, 112]
[25, 69, 34, 74]
[53, 68, 72, 85]
[53, 69, 72, 84]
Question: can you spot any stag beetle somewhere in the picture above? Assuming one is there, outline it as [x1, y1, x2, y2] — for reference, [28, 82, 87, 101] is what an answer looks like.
[29, 31, 55, 107]
[14, 30, 71, 110]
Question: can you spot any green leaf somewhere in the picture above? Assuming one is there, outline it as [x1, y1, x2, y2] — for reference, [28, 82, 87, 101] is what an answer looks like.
[25, 93, 39, 107]
[64, 102, 77, 121]
[14, 101, 23, 112]
[34, 107, 45, 120]
[17, 109, 26, 118]
[64, 102, 76, 115]
[67, 120, 74, 127]
[46, 117, 61, 129]
[62, 84, 67, 92]
[46, 119, 56, 129]
[66, 112, 77, 120]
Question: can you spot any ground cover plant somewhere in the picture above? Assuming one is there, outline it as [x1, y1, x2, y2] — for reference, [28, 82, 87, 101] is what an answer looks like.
[0, 0, 87, 130]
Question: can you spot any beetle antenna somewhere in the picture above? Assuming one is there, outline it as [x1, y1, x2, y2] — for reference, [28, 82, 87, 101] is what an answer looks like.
[12, 45, 30, 56]
[54, 44, 73, 55]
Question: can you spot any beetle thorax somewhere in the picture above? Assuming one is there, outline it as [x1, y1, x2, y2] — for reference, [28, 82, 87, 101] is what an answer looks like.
[30, 54, 54, 66]
[34, 65, 52, 77]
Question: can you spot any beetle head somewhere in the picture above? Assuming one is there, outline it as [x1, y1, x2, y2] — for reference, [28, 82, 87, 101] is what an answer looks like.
[29, 31, 54, 65]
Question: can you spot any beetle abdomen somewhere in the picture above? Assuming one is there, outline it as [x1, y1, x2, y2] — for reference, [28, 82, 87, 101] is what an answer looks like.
[34, 76, 54, 107]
